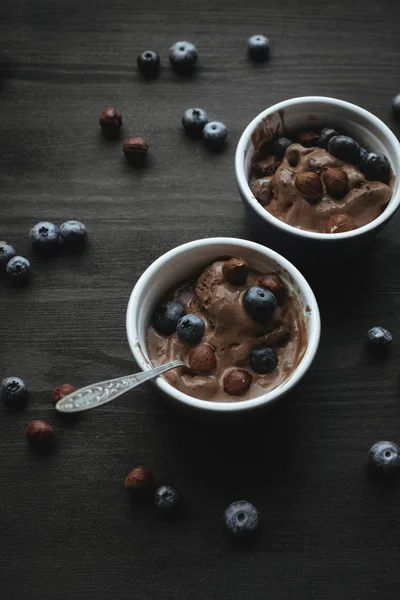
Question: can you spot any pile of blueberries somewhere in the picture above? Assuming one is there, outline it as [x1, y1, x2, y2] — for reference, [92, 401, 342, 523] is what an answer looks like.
[272, 128, 391, 184]
[153, 285, 279, 374]
[0, 220, 87, 285]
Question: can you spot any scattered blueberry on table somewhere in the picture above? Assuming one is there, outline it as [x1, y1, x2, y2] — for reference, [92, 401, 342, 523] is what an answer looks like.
[169, 41, 198, 73]
[6, 256, 31, 283]
[250, 345, 278, 374]
[392, 93, 400, 120]
[368, 441, 400, 478]
[30, 221, 60, 254]
[202, 121, 228, 150]
[60, 220, 87, 249]
[1, 377, 28, 407]
[0, 241, 16, 270]
[182, 108, 208, 138]
[137, 50, 160, 77]
[366, 326, 392, 352]
[223, 500, 260, 537]
[153, 300, 186, 335]
[176, 314, 205, 345]
[248, 35, 270, 61]
[154, 484, 181, 512]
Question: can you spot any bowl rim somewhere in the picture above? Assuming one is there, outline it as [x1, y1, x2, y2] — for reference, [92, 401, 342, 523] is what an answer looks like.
[235, 95, 400, 241]
[126, 237, 321, 413]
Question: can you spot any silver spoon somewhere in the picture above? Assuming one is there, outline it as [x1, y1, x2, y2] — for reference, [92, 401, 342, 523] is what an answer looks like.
[55, 359, 185, 414]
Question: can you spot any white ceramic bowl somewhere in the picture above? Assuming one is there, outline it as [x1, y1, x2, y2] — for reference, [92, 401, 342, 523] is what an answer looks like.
[235, 96, 400, 257]
[126, 237, 320, 414]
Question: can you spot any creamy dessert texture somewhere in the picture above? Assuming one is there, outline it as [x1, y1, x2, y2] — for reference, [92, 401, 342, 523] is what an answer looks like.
[147, 258, 307, 402]
[250, 128, 394, 234]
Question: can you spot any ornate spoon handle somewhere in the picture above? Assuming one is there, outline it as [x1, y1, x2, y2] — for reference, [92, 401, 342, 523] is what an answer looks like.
[55, 359, 184, 413]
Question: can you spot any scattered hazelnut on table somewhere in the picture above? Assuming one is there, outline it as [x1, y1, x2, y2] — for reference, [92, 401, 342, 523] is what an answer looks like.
[297, 130, 319, 147]
[223, 369, 252, 396]
[25, 420, 55, 449]
[124, 466, 154, 492]
[122, 136, 149, 164]
[222, 257, 249, 285]
[323, 167, 348, 198]
[52, 383, 77, 406]
[295, 171, 323, 201]
[257, 273, 285, 304]
[188, 344, 216, 374]
[99, 107, 122, 137]
[324, 214, 353, 234]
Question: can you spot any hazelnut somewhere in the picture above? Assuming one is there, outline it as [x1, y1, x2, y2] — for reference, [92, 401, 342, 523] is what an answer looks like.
[257, 273, 285, 304]
[51, 383, 77, 406]
[124, 466, 154, 492]
[222, 257, 249, 285]
[250, 178, 272, 205]
[188, 344, 216, 374]
[295, 171, 323, 201]
[223, 369, 252, 396]
[25, 420, 55, 448]
[323, 167, 348, 198]
[99, 107, 122, 136]
[324, 214, 354, 234]
[253, 159, 281, 177]
[122, 136, 149, 163]
[297, 130, 319, 147]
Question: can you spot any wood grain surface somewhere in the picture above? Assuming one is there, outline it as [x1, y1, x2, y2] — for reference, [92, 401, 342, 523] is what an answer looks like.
[1, 1, 400, 598]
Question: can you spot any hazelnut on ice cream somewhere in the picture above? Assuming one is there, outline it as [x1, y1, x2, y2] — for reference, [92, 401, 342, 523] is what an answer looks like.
[146, 257, 307, 401]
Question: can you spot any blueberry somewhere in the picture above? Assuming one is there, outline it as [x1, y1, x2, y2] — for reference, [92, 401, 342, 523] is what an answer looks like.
[6, 256, 31, 282]
[360, 152, 391, 184]
[1, 377, 28, 407]
[176, 314, 205, 345]
[153, 300, 186, 336]
[169, 41, 198, 73]
[60, 220, 87, 248]
[30, 221, 59, 253]
[318, 127, 338, 149]
[359, 146, 369, 162]
[250, 345, 278, 374]
[368, 441, 400, 478]
[272, 136, 292, 159]
[202, 121, 228, 150]
[327, 135, 360, 164]
[366, 326, 392, 352]
[182, 108, 208, 138]
[243, 286, 277, 322]
[222, 500, 260, 537]
[0, 241, 15, 270]
[154, 484, 181, 512]
[392, 94, 400, 120]
[247, 35, 270, 61]
[137, 50, 160, 77]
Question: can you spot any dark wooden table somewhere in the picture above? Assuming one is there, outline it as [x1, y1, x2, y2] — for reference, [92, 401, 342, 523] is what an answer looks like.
[2, 1, 400, 598]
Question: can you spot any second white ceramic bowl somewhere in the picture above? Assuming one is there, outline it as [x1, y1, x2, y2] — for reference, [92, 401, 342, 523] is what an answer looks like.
[126, 237, 320, 414]
[235, 96, 400, 257]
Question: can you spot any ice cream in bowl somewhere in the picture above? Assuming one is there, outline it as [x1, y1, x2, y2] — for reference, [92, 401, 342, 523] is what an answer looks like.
[126, 238, 320, 414]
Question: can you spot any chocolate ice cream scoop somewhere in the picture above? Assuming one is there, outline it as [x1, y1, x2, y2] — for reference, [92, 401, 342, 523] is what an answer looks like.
[146, 259, 307, 402]
[250, 137, 394, 234]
